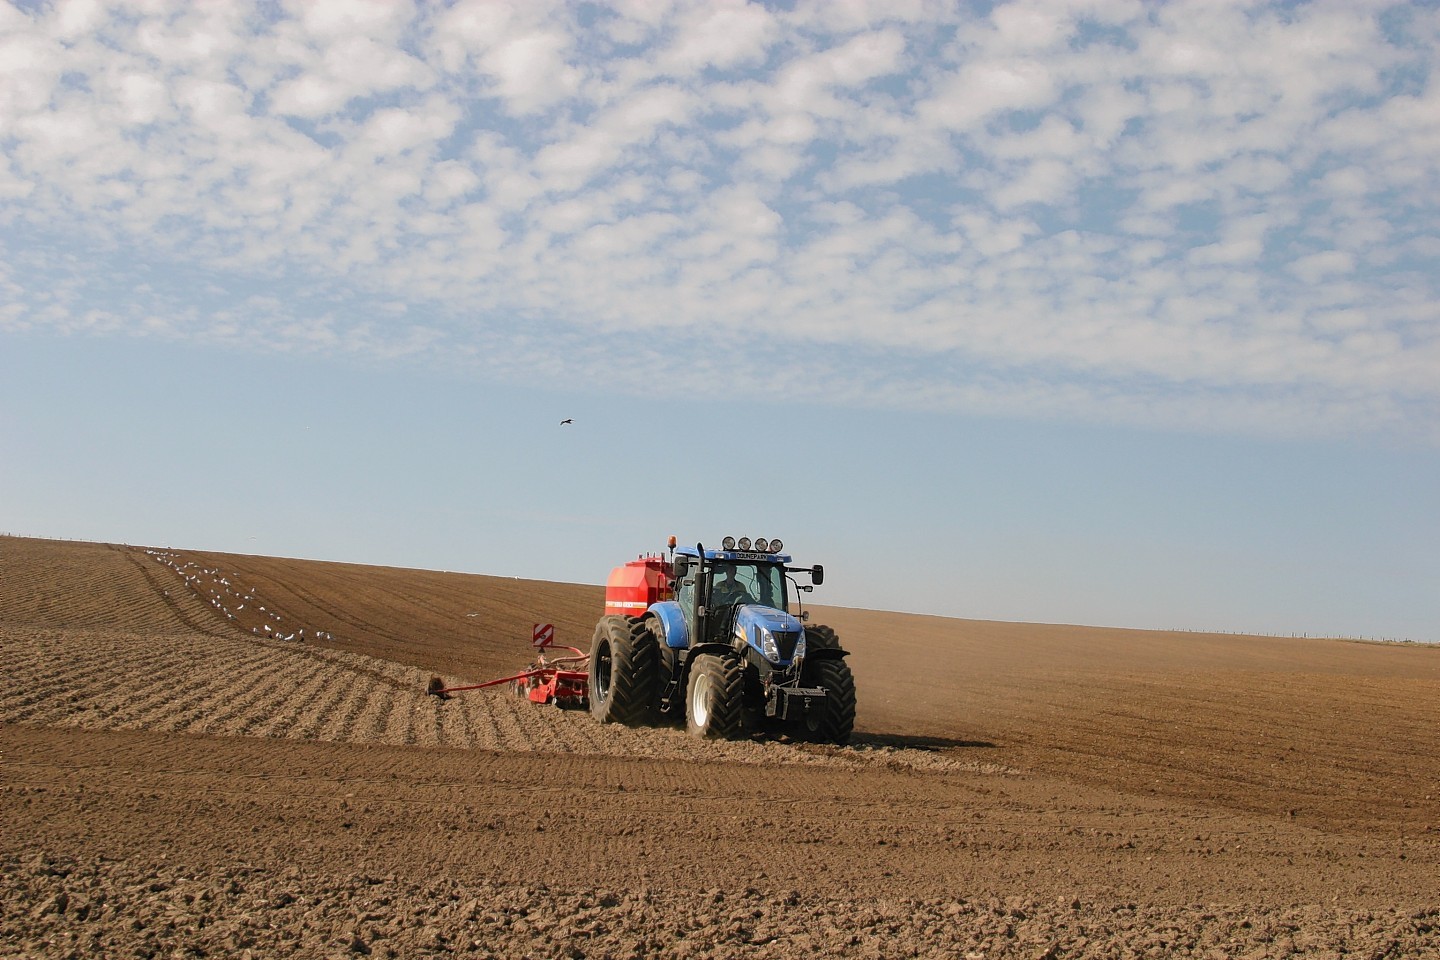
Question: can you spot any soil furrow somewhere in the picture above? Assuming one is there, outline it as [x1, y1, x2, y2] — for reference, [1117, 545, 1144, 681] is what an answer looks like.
[247, 656, 345, 741]
[286, 660, 364, 742]
[312, 673, 375, 744]
[136, 646, 282, 734]
[0, 637, 158, 725]
[359, 681, 398, 746]
[0, 635, 130, 721]
[102, 641, 256, 731]
[187, 655, 310, 738]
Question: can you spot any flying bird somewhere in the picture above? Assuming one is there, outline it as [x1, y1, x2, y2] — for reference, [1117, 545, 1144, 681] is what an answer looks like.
[560, 418, 573, 425]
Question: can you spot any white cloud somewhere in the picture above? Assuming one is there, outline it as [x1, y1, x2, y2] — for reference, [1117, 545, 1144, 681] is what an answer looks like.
[267, 29, 434, 119]
[269, 74, 349, 118]
[920, 58, 1058, 131]
[50, 0, 106, 40]
[1188, 215, 1267, 266]
[133, 7, 246, 67]
[0, 33, 61, 120]
[425, 161, 480, 204]
[287, 0, 410, 42]
[990, 3, 1070, 53]
[425, 2, 583, 113]
[112, 71, 173, 126]
[1290, 250, 1356, 284]
[1319, 166, 1368, 198]
[810, 29, 907, 88]
[483, 31, 583, 113]
[355, 99, 460, 157]
[710, 187, 782, 237]
[607, 84, 694, 136]
[658, 2, 779, 74]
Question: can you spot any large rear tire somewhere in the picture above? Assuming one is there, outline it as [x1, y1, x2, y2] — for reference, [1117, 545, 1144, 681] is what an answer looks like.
[798, 657, 856, 745]
[685, 653, 744, 739]
[589, 616, 657, 725]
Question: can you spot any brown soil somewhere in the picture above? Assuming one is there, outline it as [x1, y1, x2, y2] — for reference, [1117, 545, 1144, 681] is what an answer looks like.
[2, 534, 1438, 958]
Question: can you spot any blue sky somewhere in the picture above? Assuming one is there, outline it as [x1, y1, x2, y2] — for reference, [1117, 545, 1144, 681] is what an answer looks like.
[1, 0, 1437, 641]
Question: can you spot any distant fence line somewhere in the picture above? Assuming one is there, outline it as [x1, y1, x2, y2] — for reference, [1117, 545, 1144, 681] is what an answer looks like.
[1166, 627, 1433, 645]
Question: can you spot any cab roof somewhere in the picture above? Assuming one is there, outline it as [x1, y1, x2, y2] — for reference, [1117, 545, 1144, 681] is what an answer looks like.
[675, 545, 792, 564]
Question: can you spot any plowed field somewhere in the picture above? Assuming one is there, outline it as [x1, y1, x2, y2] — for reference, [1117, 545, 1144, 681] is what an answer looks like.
[3, 535, 1439, 958]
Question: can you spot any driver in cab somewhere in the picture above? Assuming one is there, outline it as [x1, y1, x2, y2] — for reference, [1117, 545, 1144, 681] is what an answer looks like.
[713, 569, 752, 607]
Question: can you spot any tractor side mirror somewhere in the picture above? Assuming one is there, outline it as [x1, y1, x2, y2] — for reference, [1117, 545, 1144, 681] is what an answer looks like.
[811, 565, 824, 586]
[674, 557, 690, 577]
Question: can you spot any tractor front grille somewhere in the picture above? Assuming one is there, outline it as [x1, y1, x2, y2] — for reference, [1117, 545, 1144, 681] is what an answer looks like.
[772, 630, 801, 662]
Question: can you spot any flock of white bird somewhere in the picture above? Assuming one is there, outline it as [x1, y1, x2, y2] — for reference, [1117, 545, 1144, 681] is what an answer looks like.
[146, 549, 335, 644]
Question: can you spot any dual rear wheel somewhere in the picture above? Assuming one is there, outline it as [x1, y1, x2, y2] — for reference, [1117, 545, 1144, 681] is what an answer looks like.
[588, 616, 656, 725]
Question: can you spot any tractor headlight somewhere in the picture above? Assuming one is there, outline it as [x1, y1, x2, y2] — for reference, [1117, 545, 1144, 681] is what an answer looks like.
[754, 537, 769, 552]
[738, 537, 752, 551]
[722, 536, 736, 550]
[769, 538, 783, 553]
[757, 625, 780, 662]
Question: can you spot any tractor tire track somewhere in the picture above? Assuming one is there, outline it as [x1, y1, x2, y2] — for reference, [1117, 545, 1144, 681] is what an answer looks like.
[123, 547, 241, 639]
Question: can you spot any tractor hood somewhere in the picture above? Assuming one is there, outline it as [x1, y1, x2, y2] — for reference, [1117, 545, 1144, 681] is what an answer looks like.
[732, 604, 807, 666]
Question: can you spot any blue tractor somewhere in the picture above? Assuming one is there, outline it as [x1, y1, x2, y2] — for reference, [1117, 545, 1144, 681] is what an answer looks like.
[588, 537, 855, 743]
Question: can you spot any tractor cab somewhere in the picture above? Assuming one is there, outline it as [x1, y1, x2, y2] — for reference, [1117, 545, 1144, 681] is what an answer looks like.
[670, 538, 820, 655]
[676, 555, 788, 641]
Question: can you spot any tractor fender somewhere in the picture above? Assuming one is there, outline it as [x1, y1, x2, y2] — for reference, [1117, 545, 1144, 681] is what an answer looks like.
[804, 646, 849, 661]
[648, 600, 690, 649]
[686, 641, 736, 662]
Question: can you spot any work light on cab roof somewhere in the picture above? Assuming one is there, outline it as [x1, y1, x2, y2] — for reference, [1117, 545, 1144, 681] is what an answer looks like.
[721, 536, 783, 554]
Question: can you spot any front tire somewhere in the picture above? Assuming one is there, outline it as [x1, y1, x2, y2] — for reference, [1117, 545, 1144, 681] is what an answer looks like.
[589, 616, 657, 725]
[798, 657, 856, 745]
[685, 653, 744, 739]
